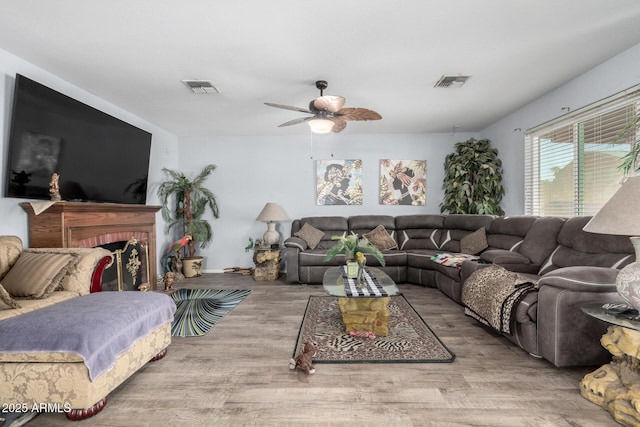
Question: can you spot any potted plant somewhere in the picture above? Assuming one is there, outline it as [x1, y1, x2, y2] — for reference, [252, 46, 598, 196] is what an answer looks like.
[323, 234, 386, 278]
[440, 138, 505, 215]
[157, 164, 220, 277]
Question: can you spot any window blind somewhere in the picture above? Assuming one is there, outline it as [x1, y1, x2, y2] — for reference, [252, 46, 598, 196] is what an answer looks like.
[525, 85, 639, 216]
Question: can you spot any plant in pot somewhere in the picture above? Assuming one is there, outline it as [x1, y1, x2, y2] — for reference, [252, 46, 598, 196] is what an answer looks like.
[157, 164, 220, 278]
[440, 138, 505, 215]
[323, 234, 386, 279]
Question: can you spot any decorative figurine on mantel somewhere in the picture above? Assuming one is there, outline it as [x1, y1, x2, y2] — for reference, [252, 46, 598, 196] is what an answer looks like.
[49, 173, 61, 202]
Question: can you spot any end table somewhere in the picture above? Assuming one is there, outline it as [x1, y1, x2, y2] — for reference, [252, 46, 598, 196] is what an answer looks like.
[580, 302, 640, 427]
[253, 247, 281, 281]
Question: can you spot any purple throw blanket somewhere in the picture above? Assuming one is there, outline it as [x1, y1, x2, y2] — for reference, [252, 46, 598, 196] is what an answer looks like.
[0, 292, 176, 381]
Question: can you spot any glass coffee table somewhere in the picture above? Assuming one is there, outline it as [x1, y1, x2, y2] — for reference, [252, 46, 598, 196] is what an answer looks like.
[322, 266, 399, 336]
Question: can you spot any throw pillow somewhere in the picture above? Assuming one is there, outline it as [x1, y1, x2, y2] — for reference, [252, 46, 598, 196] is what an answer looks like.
[25, 248, 112, 296]
[460, 227, 488, 255]
[294, 223, 325, 250]
[363, 225, 398, 251]
[0, 236, 23, 281]
[1, 252, 78, 298]
[0, 283, 20, 309]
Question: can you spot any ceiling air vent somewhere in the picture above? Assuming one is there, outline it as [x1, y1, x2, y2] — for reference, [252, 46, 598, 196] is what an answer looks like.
[434, 75, 471, 88]
[181, 80, 221, 94]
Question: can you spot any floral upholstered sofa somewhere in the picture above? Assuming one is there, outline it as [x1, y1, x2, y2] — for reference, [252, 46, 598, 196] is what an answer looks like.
[0, 236, 176, 421]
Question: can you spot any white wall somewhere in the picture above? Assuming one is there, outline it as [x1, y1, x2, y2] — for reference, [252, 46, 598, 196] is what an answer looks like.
[481, 42, 640, 214]
[0, 48, 180, 271]
[176, 132, 476, 271]
[3, 40, 640, 276]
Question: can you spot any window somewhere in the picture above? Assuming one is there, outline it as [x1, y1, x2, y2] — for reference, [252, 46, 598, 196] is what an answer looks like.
[525, 86, 640, 217]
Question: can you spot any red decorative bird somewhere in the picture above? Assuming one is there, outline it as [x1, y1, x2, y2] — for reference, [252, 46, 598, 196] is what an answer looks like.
[162, 235, 192, 273]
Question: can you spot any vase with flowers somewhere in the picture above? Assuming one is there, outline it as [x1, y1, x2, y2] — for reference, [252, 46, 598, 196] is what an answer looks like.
[323, 234, 386, 280]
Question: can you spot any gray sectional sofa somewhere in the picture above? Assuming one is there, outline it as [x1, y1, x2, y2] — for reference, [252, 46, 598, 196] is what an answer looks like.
[284, 214, 635, 367]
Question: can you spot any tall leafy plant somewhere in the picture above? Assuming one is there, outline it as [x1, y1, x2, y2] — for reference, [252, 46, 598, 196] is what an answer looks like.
[157, 164, 220, 258]
[441, 138, 505, 215]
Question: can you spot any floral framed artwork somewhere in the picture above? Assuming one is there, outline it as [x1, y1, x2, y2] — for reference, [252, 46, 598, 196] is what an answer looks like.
[379, 159, 426, 205]
[316, 159, 363, 205]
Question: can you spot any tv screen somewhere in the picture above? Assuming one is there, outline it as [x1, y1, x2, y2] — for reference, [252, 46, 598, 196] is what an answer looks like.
[5, 74, 152, 204]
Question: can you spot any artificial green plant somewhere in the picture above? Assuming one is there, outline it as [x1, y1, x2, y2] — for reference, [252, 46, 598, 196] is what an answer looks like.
[157, 164, 220, 258]
[440, 138, 505, 215]
[323, 234, 386, 266]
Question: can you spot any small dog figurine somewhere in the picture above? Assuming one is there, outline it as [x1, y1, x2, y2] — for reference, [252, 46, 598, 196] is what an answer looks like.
[163, 272, 175, 291]
[289, 342, 318, 374]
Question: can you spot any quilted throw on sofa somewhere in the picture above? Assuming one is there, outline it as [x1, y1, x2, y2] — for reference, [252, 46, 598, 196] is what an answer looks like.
[462, 265, 537, 334]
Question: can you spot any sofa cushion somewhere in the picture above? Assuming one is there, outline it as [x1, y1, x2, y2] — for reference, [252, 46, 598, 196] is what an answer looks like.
[538, 217, 635, 276]
[294, 223, 325, 250]
[2, 252, 78, 298]
[363, 225, 398, 251]
[0, 283, 20, 309]
[395, 215, 445, 250]
[0, 290, 78, 322]
[517, 216, 565, 266]
[460, 228, 488, 255]
[0, 236, 23, 281]
[485, 216, 537, 251]
[293, 217, 349, 250]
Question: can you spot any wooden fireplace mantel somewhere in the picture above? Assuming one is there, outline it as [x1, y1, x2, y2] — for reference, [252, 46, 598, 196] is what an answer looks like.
[20, 201, 162, 289]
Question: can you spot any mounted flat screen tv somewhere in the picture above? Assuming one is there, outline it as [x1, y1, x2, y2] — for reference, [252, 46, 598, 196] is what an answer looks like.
[5, 74, 152, 204]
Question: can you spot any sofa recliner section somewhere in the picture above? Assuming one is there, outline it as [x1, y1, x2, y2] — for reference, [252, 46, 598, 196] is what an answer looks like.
[284, 214, 636, 367]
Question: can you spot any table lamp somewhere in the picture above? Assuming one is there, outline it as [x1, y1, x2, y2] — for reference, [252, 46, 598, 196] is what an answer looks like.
[583, 176, 640, 310]
[256, 202, 289, 246]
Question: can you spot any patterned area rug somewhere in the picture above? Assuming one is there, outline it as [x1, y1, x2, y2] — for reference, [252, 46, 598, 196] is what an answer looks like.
[294, 295, 455, 363]
[171, 288, 251, 337]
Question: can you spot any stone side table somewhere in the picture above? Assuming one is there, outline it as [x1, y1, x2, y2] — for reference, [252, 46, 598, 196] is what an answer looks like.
[253, 247, 281, 281]
[580, 302, 640, 427]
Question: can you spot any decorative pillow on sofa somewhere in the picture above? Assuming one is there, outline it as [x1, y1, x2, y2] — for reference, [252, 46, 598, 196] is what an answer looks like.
[0, 283, 20, 309]
[25, 248, 113, 296]
[363, 225, 398, 250]
[294, 223, 325, 250]
[0, 235, 23, 281]
[1, 252, 79, 298]
[460, 227, 488, 255]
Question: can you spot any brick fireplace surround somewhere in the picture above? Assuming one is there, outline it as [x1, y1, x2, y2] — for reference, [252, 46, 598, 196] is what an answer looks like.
[20, 202, 161, 289]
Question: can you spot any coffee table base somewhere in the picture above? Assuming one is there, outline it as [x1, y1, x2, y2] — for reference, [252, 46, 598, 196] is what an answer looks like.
[338, 296, 390, 336]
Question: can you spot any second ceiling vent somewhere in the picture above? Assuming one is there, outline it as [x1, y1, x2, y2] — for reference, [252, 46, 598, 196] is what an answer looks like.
[182, 80, 221, 94]
[434, 75, 471, 88]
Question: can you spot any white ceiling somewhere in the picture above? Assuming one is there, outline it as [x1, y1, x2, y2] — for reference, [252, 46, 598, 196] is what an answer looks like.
[2, 0, 640, 137]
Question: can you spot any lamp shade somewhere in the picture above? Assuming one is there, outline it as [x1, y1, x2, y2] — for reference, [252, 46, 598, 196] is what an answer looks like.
[308, 119, 334, 134]
[256, 202, 288, 222]
[583, 176, 640, 236]
[583, 176, 640, 312]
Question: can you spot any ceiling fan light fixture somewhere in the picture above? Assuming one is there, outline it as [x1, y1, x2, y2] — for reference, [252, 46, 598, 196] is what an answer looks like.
[308, 119, 334, 134]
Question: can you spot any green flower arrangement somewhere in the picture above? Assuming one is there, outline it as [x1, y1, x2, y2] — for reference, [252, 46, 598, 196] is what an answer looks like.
[323, 234, 386, 266]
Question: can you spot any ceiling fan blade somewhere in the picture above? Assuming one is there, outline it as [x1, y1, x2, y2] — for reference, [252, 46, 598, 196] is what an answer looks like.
[336, 107, 382, 121]
[313, 96, 346, 113]
[278, 116, 313, 127]
[264, 102, 312, 114]
[330, 118, 347, 133]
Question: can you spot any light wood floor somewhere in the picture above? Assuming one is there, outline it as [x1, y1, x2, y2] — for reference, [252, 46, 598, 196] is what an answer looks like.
[34, 273, 618, 427]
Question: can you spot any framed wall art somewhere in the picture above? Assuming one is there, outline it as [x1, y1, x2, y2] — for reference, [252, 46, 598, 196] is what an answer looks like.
[379, 159, 426, 205]
[316, 159, 363, 205]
